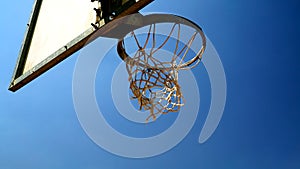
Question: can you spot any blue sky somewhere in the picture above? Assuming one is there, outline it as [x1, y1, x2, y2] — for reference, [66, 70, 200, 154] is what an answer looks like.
[1, 0, 300, 168]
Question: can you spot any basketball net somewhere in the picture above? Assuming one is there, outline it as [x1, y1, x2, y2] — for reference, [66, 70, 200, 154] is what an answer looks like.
[118, 23, 206, 122]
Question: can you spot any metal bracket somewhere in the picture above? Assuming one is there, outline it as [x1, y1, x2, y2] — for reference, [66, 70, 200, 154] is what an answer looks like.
[91, 0, 102, 29]
[91, 0, 137, 29]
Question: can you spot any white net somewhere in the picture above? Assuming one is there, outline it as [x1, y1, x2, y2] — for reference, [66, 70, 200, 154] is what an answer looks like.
[126, 51, 184, 121]
[118, 21, 205, 122]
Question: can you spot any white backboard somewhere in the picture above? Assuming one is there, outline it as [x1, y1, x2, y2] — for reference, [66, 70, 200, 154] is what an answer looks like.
[9, 0, 153, 91]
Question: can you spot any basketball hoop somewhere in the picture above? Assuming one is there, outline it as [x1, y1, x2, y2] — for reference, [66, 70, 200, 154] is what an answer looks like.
[117, 14, 206, 121]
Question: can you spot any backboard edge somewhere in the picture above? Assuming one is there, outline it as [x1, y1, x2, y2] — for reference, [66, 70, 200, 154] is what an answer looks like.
[9, 0, 43, 91]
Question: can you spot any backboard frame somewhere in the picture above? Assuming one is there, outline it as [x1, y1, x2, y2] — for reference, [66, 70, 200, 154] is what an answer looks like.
[9, 0, 153, 92]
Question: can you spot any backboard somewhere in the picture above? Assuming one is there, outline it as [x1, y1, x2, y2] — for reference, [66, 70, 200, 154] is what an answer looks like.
[9, 0, 153, 92]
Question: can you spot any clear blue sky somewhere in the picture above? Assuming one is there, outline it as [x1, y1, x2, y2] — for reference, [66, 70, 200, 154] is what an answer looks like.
[1, 0, 300, 168]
